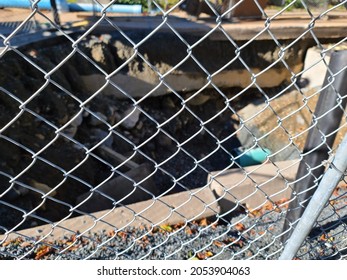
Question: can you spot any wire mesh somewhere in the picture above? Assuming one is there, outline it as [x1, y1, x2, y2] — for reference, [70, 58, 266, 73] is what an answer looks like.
[0, 0, 346, 260]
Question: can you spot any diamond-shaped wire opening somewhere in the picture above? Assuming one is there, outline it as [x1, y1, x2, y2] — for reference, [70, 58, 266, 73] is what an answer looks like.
[0, 49, 46, 100]
[1, 0, 347, 260]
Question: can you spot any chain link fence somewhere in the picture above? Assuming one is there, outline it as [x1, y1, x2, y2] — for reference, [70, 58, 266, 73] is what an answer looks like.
[0, 0, 347, 260]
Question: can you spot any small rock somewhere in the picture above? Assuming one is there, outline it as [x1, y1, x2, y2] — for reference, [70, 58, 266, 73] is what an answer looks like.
[63, 125, 78, 138]
[71, 113, 83, 127]
[99, 34, 112, 45]
[88, 112, 107, 126]
[110, 111, 121, 126]
[121, 107, 141, 129]
[31, 180, 57, 196]
[157, 134, 173, 147]
[136, 121, 144, 130]
[63, 113, 84, 138]
[83, 110, 90, 118]
[35, 133, 45, 140]
[91, 128, 113, 147]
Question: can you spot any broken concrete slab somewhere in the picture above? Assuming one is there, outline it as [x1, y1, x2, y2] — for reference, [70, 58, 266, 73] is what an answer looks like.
[236, 89, 347, 162]
[81, 65, 304, 99]
[236, 90, 317, 162]
[76, 163, 157, 213]
[208, 160, 300, 214]
[120, 107, 141, 129]
[0, 186, 220, 242]
[301, 43, 347, 90]
[79, 32, 307, 99]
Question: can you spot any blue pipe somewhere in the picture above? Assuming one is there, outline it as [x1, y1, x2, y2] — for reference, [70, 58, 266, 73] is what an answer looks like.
[0, 0, 142, 14]
[0, 0, 52, 9]
[235, 147, 271, 167]
[68, 3, 142, 14]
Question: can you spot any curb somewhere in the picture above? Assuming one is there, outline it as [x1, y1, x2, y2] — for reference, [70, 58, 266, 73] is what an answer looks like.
[1, 160, 299, 242]
[1, 187, 220, 241]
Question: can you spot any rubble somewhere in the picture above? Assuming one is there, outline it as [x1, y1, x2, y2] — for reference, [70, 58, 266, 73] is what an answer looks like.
[0, 32, 304, 231]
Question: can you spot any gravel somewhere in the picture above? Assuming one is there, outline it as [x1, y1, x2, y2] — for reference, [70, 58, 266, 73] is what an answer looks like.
[1, 185, 347, 260]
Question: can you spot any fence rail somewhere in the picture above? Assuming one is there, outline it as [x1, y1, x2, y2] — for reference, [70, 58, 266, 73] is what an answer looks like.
[0, 0, 347, 260]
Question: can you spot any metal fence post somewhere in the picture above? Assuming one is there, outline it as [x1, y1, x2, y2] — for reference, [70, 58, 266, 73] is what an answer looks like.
[282, 50, 347, 242]
[50, 0, 61, 26]
[280, 132, 347, 259]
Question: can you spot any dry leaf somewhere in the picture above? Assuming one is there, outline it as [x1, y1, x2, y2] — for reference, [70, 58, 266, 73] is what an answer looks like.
[141, 236, 149, 243]
[211, 222, 218, 229]
[213, 240, 224, 248]
[333, 187, 341, 197]
[35, 245, 53, 260]
[3, 237, 24, 247]
[206, 251, 213, 257]
[319, 234, 327, 241]
[2, 240, 12, 247]
[117, 231, 127, 239]
[223, 237, 236, 245]
[20, 242, 32, 248]
[160, 225, 173, 232]
[263, 202, 274, 211]
[185, 227, 193, 235]
[236, 239, 245, 247]
[275, 198, 289, 206]
[70, 234, 77, 242]
[235, 223, 246, 232]
[197, 251, 213, 259]
[173, 223, 185, 230]
[248, 208, 263, 218]
[199, 218, 208, 227]
[319, 234, 334, 242]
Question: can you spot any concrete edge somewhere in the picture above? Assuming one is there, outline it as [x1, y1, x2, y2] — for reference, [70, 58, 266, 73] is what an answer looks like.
[1, 159, 300, 242]
[208, 160, 300, 214]
[0, 186, 220, 242]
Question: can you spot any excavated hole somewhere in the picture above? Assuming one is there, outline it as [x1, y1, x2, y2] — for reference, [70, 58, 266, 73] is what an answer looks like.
[0, 32, 295, 232]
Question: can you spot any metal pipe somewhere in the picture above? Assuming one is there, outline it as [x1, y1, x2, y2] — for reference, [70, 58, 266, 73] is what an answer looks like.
[282, 50, 347, 243]
[0, 0, 61, 10]
[68, 3, 142, 13]
[280, 132, 347, 259]
[0, 1, 142, 14]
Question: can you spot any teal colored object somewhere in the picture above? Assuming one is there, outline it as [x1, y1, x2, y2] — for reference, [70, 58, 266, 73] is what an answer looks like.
[68, 3, 142, 13]
[235, 147, 271, 167]
[0, 0, 68, 11]
[0, 1, 142, 14]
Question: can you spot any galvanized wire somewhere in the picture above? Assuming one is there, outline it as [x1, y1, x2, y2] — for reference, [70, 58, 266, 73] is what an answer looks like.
[0, 0, 346, 260]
